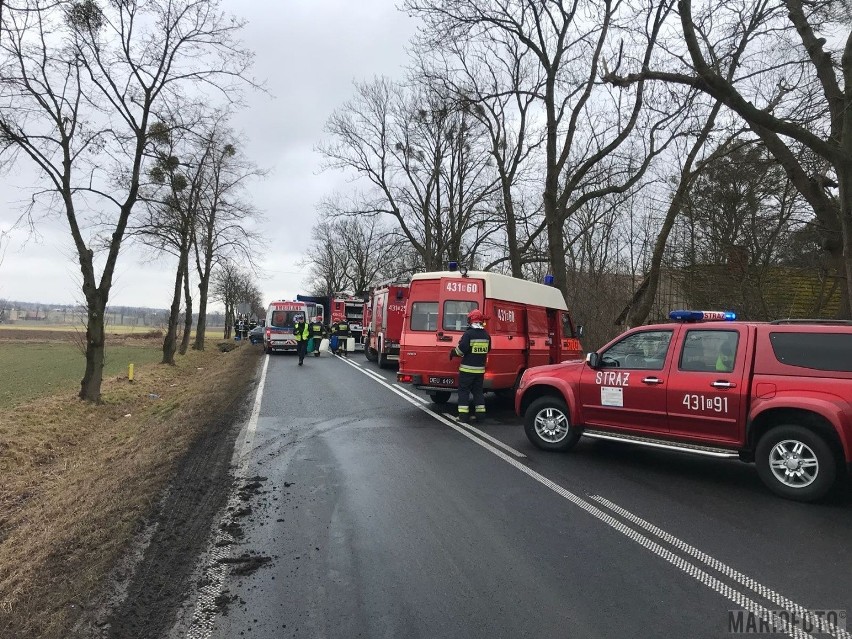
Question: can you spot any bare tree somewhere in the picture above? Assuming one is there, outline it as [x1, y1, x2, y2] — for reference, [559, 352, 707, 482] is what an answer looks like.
[192, 117, 264, 351]
[211, 260, 259, 339]
[0, 0, 254, 400]
[605, 0, 852, 317]
[414, 25, 546, 277]
[319, 77, 500, 270]
[406, 0, 678, 301]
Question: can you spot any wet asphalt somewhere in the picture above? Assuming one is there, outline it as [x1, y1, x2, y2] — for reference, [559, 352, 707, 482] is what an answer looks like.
[199, 349, 852, 639]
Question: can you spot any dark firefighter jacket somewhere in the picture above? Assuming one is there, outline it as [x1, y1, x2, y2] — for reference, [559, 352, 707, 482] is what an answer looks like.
[309, 321, 325, 338]
[333, 321, 351, 338]
[453, 326, 491, 374]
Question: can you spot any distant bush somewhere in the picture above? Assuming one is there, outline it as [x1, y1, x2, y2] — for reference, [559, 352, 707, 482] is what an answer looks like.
[128, 330, 164, 339]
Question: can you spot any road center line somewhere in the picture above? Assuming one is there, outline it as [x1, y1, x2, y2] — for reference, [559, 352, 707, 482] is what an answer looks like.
[336, 354, 820, 639]
[589, 494, 848, 638]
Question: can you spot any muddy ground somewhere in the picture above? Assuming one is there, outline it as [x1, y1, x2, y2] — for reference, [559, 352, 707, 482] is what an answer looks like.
[68, 354, 261, 639]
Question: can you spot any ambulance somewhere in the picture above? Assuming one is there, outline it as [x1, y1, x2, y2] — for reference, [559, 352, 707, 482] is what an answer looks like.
[264, 299, 324, 354]
[363, 282, 410, 368]
[396, 267, 583, 403]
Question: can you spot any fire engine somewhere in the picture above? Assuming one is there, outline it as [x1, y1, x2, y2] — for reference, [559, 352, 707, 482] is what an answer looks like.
[396, 267, 583, 404]
[264, 299, 324, 354]
[363, 282, 410, 368]
[297, 293, 367, 351]
[515, 310, 852, 502]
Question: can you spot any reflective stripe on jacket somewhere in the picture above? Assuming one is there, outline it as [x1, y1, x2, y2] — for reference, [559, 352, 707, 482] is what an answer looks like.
[333, 322, 351, 337]
[309, 322, 324, 336]
[454, 327, 490, 375]
[293, 322, 310, 341]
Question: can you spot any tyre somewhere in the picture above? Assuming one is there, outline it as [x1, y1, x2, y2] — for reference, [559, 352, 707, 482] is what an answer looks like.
[265, 345, 272, 355]
[365, 348, 378, 362]
[524, 396, 580, 452]
[377, 338, 389, 368]
[429, 391, 451, 404]
[755, 424, 837, 502]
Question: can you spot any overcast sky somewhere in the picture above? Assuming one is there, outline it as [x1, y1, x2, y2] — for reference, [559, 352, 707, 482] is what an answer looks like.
[0, 1, 417, 310]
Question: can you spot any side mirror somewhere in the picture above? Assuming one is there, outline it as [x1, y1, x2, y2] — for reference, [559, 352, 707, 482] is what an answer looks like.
[586, 352, 600, 368]
[577, 324, 585, 338]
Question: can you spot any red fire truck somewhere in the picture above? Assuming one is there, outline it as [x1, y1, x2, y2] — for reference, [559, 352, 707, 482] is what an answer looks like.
[264, 299, 324, 354]
[363, 282, 410, 368]
[298, 293, 367, 351]
[396, 269, 583, 404]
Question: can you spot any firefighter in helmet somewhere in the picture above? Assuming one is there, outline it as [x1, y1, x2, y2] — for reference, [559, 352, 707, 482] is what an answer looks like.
[293, 313, 310, 366]
[449, 309, 491, 422]
[332, 318, 351, 356]
[308, 316, 325, 357]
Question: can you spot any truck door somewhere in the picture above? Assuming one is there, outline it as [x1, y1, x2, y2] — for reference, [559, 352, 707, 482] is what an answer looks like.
[666, 326, 749, 444]
[399, 279, 441, 380]
[579, 328, 675, 434]
[436, 277, 485, 374]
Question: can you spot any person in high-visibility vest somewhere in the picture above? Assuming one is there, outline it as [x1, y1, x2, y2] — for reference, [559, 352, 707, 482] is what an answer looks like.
[293, 314, 310, 366]
[332, 319, 351, 357]
[308, 316, 325, 357]
[449, 309, 491, 423]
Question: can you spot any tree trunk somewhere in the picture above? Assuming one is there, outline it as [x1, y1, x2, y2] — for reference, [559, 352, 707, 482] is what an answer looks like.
[180, 255, 192, 355]
[838, 162, 852, 317]
[162, 258, 184, 365]
[194, 272, 211, 350]
[79, 294, 106, 402]
[543, 176, 568, 300]
[501, 174, 523, 278]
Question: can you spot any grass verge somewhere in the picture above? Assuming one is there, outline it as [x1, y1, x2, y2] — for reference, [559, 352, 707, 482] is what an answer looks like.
[0, 338, 262, 639]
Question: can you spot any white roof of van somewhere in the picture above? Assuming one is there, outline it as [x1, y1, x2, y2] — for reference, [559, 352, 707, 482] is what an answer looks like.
[410, 271, 568, 310]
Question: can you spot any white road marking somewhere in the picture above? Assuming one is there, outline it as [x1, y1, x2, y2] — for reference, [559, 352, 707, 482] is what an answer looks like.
[589, 494, 849, 639]
[336, 354, 823, 639]
[393, 383, 429, 404]
[183, 355, 270, 639]
[335, 355, 525, 459]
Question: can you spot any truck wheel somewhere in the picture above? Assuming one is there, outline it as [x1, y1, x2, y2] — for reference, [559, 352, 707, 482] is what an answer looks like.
[365, 347, 378, 362]
[377, 339, 389, 368]
[524, 396, 579, 452]
[429, 391, 451, 404]
[755, 424, 837, 502]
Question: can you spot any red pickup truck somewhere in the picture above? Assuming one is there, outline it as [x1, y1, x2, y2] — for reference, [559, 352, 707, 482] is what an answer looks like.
[515, 311, 852, 502]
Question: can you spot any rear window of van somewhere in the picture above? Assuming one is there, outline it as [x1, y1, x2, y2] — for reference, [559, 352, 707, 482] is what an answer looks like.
[769, 332, 852, 372]
[410, 302, 438, 331]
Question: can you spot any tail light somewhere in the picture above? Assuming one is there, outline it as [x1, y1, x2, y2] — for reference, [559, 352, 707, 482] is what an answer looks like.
[397, 373, 413, 383]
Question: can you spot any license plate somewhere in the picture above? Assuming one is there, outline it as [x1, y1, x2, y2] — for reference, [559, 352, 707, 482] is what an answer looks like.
[429, 376, 455, 386]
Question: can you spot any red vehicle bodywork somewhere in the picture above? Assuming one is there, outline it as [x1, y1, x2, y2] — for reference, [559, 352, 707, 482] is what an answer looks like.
[397, 270, 582, 399]
[515, 318, 852, 500]
[364, 283, 409, 367]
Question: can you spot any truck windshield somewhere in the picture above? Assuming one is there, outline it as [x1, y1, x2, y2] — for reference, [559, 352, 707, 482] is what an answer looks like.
[270, 310, 301, 328]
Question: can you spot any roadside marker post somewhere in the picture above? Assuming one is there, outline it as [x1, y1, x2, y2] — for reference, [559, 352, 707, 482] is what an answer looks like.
[129, 363, 134, 382]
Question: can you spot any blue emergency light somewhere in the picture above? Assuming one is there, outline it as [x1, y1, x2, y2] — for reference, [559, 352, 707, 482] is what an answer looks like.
[448, 261, 458, 272]
[669, 310, 737, 322]
[544, 274, 555, 286]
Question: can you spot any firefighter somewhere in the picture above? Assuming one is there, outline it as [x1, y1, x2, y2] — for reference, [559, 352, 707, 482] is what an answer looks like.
[449, 309, 491, 423]
[293, 314, 310, 366]
[309, 316, 325, 357]
[332, 318, 351, 356]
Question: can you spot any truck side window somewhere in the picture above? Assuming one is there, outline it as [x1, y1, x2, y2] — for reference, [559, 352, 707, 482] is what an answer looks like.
[561, 312, 575, 338]
[600, 330, 673, 370]
[410, 302, 438, 331]
[443, 300, 479, 331]
[679, 330, 739, 373]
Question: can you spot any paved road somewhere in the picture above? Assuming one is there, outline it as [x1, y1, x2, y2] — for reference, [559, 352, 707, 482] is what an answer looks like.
[177, 349, 852, 639]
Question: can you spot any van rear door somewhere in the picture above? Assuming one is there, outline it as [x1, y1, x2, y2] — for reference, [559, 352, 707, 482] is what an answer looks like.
[435, 277, 485, 381]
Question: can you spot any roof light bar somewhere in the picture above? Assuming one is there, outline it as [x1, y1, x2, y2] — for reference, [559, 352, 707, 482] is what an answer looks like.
[669, 310, 737, 322]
